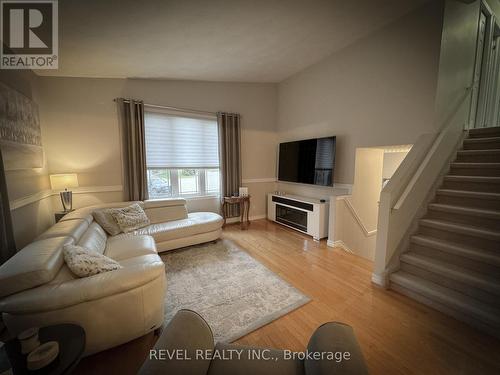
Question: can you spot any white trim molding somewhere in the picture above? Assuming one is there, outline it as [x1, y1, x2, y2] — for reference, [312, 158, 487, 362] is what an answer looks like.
[327, 239, 353, 253]
[10, 185, 123, 211]
[371, 272, 389, 288]
[241, 178, 277, 184]
[10, 189, 53, 210]
[73, 185, 123, 195]
[338, 196, 377, 237]
[333, 183, 353, 193]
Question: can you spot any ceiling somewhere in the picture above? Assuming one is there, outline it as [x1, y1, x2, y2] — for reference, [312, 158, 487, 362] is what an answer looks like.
[37, 0, 429, 82]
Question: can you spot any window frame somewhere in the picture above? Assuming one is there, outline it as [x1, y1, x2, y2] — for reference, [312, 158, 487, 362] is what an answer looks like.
[146, 167, 220, 199]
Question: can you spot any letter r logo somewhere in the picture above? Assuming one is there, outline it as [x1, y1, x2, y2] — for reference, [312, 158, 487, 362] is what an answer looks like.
[1, 0, 58, 69]
[1, 1, 55, 54]
[9, 8, 47, 48]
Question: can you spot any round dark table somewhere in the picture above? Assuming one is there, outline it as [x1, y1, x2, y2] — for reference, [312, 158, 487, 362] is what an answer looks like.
[3, 324, 85, 375]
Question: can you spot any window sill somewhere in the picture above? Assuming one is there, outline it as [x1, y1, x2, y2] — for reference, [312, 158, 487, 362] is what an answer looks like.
[183, 194, 220, 201]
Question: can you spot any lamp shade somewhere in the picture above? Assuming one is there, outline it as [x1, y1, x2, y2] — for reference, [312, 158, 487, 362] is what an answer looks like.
[50, 174, 79, 190]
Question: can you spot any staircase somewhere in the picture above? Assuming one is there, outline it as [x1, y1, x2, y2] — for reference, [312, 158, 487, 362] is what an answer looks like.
[390, 127, 500, 337]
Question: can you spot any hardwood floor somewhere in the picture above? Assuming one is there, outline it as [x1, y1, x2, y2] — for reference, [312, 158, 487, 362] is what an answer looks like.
[74, 219, 500, 375]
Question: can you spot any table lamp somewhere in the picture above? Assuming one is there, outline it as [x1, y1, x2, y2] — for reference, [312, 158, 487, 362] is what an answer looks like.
[50, 174, 79, 212]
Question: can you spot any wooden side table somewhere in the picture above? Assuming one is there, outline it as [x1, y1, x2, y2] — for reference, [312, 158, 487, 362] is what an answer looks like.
[222, 195, 251, 229]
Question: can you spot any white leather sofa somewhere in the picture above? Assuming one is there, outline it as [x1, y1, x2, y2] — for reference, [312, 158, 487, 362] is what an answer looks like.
[0, 198, 223, 355]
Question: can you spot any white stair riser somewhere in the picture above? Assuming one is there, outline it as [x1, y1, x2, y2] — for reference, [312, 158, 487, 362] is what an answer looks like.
[390, 282, 500, 338]
[443, 179, 500, 193]
[426, 209, 500, 230]
[410, 243, 500, 277]
[449, 166, 500, 177]
[435, 194, 500, 210]
[418, 225, 499, 252]
[400, 262, 500, 307]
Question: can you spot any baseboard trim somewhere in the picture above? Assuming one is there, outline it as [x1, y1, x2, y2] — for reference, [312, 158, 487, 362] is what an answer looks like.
[371, 272, 389, 288]
[10, 185, 123, 211]
[326, 239, 353, 253]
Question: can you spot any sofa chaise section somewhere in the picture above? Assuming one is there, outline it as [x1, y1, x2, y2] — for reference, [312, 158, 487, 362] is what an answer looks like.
[0, 198, 223, 354]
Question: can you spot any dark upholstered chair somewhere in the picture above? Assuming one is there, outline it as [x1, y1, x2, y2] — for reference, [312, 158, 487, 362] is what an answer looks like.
[139, 310, 369, 375]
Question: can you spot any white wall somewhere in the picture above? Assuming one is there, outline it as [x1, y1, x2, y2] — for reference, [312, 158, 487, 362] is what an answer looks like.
[37, 77, 278, 218]
[328, 146, 409, 260]
[277, 1, 444, 194]
[4, 0, 449, 250]
[351, 148, 385, 232]
[382, 152, 409, 179]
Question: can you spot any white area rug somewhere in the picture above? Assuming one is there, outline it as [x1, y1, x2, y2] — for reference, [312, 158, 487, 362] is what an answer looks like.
[161, 239, 310, 343]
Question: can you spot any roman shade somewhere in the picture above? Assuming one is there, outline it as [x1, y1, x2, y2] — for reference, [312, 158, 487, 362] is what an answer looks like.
[145, 111, 219, 169]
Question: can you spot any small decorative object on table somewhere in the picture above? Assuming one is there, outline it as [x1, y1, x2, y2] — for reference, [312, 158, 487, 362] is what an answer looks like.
[3, 324, 85, 375]
[222, 195, 251, 229]
[238, 187, 248, 197]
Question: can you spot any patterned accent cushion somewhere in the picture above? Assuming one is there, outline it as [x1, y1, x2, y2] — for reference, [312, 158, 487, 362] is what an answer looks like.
[63, 244, 122, 278]
[111, 203, 150, 233]
[92, 208, 122, 236]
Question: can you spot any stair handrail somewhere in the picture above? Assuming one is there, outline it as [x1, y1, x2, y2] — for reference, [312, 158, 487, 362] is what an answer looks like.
[392, 86, 472, 211]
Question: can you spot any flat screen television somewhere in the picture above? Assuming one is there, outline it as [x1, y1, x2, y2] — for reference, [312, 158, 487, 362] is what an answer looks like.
[278, 136, 336, 186]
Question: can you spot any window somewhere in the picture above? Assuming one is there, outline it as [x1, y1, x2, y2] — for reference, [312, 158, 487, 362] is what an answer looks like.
[144, 109, 220, 199]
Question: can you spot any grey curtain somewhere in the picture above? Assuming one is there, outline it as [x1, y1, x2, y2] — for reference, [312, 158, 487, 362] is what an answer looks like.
[217, 112, 242, 217]
[0, 150, 16, 265]
[116, 98, 148, 201]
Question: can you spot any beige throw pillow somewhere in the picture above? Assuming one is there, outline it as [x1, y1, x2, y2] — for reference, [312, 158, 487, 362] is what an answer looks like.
[111, 203, 150, 233]
[92, 208, 122, 236]
[63, 244, 122, 278]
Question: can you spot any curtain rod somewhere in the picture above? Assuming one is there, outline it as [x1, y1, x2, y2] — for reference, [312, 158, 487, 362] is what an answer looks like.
[113, 98, 217, 116]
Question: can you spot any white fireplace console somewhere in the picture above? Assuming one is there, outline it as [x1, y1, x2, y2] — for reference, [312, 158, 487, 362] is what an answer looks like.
[267, 193, 329, 240]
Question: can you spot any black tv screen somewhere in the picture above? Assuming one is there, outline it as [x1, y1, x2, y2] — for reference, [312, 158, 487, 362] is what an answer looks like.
[278, 136, 336, 186]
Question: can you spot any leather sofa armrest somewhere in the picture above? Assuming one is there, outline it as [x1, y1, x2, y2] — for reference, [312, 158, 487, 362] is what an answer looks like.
[305, 322, 369, 375]
[138, 309, 214, 375]
[0, 255, 165, 314]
